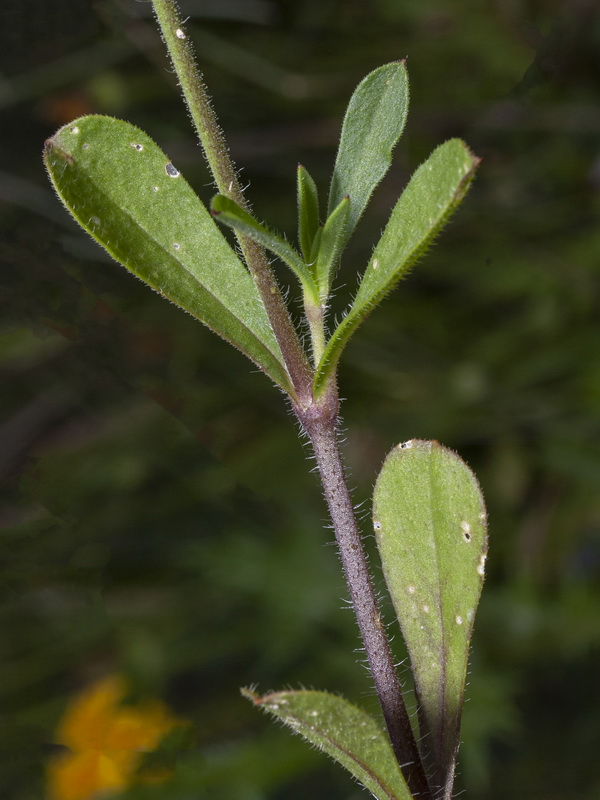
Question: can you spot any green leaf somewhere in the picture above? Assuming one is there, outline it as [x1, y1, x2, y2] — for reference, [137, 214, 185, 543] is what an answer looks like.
[314, 196, 350, 298]
[43, 115, 292, 393]
[372, 440, 488, 799]
[328, 61, 409, 247]
[243, 688, 413, 800]
[211, 194, 317, 299]
[315, 139, 479, 396]
[308, 226, 323, 265]
[297, 164, 320, 263]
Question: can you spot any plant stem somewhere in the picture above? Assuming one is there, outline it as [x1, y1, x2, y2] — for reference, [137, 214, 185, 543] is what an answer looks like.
[150, 0, 312, 402]
[151, 5, 430, 793]
[299, 399, 432, 800]
[303, 292, 326, 367]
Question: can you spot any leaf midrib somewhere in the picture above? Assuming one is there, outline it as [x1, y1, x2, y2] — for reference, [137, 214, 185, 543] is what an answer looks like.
[426, 451, 448, 769]
[286, 710, 408, 800]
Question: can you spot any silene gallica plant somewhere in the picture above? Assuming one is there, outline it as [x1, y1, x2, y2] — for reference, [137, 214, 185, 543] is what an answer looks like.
[43, 1, 486, 798]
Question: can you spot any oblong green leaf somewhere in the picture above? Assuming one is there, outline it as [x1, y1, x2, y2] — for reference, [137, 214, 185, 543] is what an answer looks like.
[315, 139, 479, 396]
[314, 195, 350, 298]
[328, 61, 409, 246]
[243, 688, 413, 800]
[43, 115, 292, 392]
[297, 164, 320, 263]
[372, 440, 488, 799]
[211, 193, 317, 298]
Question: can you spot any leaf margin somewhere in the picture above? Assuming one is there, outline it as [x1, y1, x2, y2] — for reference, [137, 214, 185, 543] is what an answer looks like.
[314, 138, 480, 396]
[243, 687, 414, 800]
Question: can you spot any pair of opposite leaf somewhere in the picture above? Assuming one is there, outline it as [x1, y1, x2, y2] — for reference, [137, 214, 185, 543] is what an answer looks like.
[44, 61, 479, 401]
[44, 60, 487, 800]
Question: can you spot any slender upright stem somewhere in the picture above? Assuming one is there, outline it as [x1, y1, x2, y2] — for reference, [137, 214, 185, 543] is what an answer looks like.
[299, 400, 432, 800]
[151, 0, 312, 402]
[303, 293, 326, 367]
[150, 5, 431, 794]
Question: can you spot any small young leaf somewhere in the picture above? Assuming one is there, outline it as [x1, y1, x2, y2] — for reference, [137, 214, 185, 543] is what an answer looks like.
[328, 61, 409, 247]
[44, 115, 292, 393]
[243, 688, 413, 800]
[314, 196, 350, 298]
[211, 194, 317, 299]
[297, 164, 320, 263]
[372, 440, 488, 799]
[314, 139, 479, 396]
[308, 226, 323, 266]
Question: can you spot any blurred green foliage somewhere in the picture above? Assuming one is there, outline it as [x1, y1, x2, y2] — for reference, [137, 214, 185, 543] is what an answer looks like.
[1, 0, 599, 798]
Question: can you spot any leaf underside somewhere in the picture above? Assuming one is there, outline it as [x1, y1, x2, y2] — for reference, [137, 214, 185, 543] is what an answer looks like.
[243, 688, 413, 800]
[314, 138, 479, 396]
[372, 440, 488, 798]
[43, 115, 292, 392]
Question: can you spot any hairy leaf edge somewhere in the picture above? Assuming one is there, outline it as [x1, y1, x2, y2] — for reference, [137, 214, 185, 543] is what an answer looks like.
[314, 145, 480, 396]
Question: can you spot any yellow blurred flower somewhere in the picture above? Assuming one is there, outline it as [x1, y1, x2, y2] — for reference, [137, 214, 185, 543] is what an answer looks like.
[47, 675, 184, 800]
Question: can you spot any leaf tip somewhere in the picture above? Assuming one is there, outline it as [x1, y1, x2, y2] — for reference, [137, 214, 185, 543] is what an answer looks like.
[240, 686, 261, 704]
[457, 141, 482, 174]
[43, 135, 72, 165]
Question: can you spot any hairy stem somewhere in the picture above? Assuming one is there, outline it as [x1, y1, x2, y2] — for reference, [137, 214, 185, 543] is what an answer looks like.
[151, 0, 312, 401]
[299, 399, 432, 799]
[303, 293, 326, 367]
[151, 4, 430, 792]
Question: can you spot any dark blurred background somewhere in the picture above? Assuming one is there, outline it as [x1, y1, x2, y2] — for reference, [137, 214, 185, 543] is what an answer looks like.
[1, 0, 600, 798]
